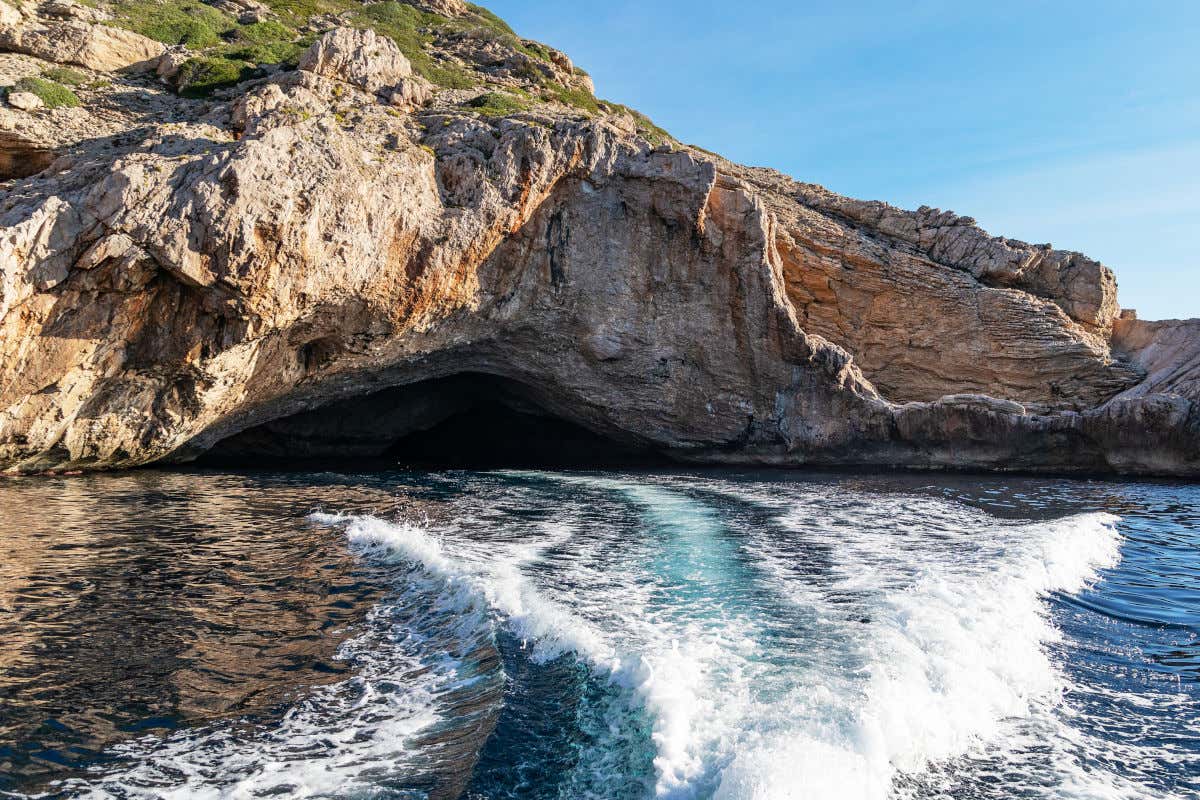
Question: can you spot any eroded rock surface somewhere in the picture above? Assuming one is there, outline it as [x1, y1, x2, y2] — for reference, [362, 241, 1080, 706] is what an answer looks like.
[0, 13, 163, 72]
[0, 4, 1196, 477]
[298, 27, 412, 94]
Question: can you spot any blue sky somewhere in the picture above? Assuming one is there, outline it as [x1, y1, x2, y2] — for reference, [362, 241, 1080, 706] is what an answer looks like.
[485, 0, 1199, 321]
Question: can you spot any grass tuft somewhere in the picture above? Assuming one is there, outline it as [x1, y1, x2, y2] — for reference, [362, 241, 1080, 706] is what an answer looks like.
[456, 4, 554, 65]
[465, 3, 516, 37]
[223, 39, 306, 66]
[259, 0, 355, 25]
[230, 19, 295, 44]
[548, 84, 599, 114]
[41, 67, 88, 86]
[11, 76, 81, 108]
[423, 62, 477, 89]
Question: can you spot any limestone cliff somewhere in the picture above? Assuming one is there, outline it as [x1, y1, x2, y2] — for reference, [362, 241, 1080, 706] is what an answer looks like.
[0, 0, 1196, 476]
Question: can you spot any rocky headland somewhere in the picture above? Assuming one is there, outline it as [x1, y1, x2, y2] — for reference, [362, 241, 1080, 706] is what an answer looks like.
[1, 0, 1196, 476]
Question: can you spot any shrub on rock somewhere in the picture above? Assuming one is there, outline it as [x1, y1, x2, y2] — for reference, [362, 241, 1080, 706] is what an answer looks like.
[10, 76, 80, 108]
[175, 55, 251, 98]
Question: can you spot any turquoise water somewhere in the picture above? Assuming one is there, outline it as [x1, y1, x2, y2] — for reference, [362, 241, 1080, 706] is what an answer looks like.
[0, 470, 1196, 798]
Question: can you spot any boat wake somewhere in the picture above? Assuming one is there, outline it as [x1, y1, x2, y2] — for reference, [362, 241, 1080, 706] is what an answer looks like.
[21, 473, 1194, 800]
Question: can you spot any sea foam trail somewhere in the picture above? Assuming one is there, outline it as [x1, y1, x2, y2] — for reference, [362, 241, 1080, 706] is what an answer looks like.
[335, 488, 1180, 800]
[497, 474, 1138, 800]
[317, 512, 613, 665]
[659, 478, 1184, 800]
[326, 504, 743, 799]
[712, 507, 1125, 800]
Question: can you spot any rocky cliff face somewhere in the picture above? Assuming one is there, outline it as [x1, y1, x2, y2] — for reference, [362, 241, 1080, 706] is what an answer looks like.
[1, 0, 1196, 476]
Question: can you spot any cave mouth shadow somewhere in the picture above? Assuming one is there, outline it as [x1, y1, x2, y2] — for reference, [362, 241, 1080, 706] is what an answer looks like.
[197, 373, 669, 471]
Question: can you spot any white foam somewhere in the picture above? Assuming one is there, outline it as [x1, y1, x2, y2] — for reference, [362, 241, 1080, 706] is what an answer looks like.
[319, 508, 732, 796]
[667, 483, 1161, 800]
[494, 476, 1141, 800]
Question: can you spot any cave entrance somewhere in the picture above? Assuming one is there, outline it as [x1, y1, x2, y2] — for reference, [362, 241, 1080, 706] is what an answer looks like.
[198, 373, 664, 470]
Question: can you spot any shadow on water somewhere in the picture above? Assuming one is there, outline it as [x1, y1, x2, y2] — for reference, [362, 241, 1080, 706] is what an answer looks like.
[0, 473, 405, 793]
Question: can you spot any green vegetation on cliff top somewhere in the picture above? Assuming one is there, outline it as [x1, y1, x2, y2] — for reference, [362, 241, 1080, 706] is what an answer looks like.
[111, 0, 235, 49]
[105, 0, 672, 142]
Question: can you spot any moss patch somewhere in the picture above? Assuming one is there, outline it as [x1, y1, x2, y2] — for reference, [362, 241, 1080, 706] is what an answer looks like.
[10, 76, 81, 108]
[175, 56, 254, 98]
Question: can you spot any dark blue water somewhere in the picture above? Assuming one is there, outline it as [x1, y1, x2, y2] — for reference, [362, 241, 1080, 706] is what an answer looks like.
[0, 470, 1196, 799]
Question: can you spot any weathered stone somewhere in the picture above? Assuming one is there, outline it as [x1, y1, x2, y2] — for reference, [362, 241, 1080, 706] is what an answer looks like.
[155, 47, 190, 82]
[37, 0, 111, 24]
[5, 89, 42, 110]
[0, 0, 22, 28]
[0, 123, 54, 178]
[0, 20, 164, 71]
[786, 183, 1121, 329]
[202, 0, 272, 24]
[1112, 318, 1200, 400]
[404, 0, 468, 16]
[298, 27, 413, 95]
[387, 77, 433, 111]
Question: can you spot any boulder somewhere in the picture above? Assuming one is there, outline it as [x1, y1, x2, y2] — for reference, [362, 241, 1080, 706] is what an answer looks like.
[298, 27, 413, 95]
[5, 89, 43, 110]
[0, 1, 22, 29]
[0, 20, 164, 71]
[405, 0, 468, 16]
[202, 0, 272, 25]
[155, 47, 190, 83]
[37, 0, 111, 24]
[387, 77, 433, 111]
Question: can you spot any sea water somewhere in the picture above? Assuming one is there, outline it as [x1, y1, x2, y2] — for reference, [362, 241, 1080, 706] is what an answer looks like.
[0, 469, 1196, 799]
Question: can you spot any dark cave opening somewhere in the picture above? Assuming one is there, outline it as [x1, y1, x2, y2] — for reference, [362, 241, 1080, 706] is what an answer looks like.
[197, 373, 665, 470]
[380, 405, 659, 469]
